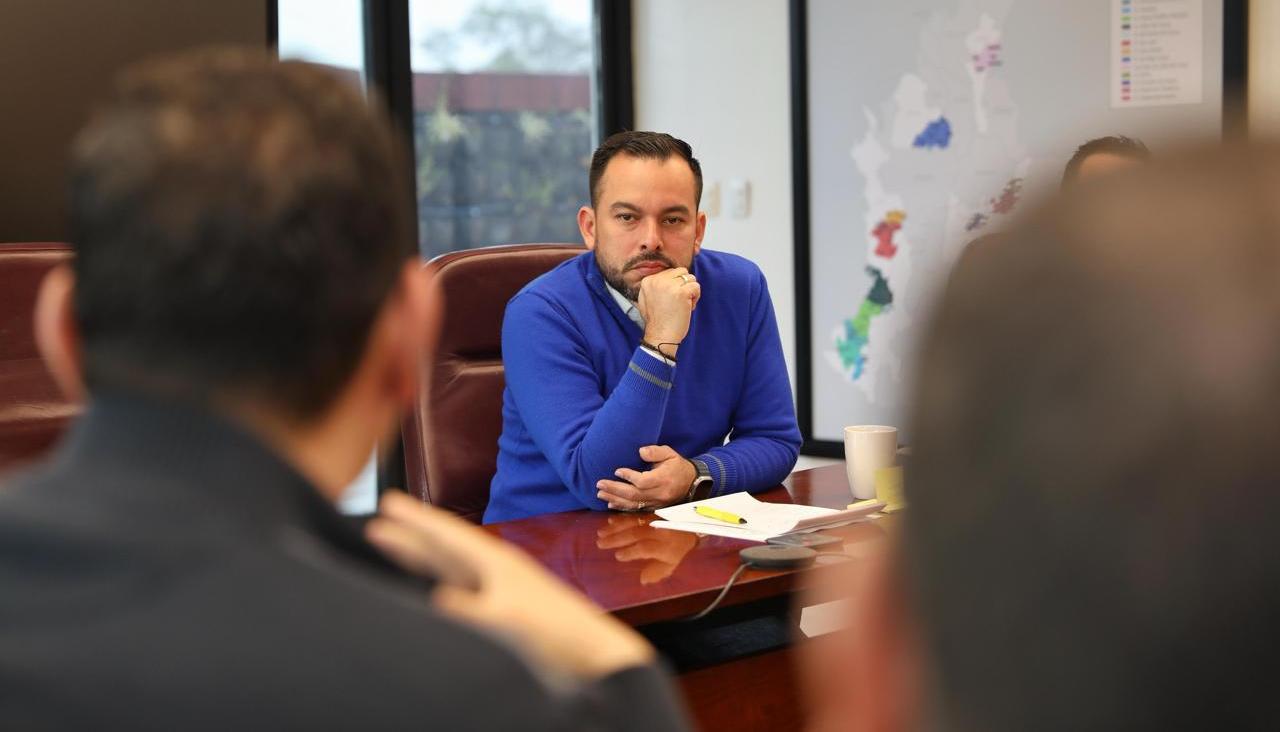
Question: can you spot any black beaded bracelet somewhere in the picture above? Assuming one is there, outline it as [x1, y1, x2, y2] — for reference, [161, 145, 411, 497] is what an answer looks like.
[640, 339, 679, 362]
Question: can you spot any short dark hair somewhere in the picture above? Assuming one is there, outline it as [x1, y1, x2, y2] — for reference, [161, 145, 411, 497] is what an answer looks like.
[907, 143, 1280, 730]
[1061, 135, 1150, 186]
[68, 48, 412, 421]
[588, 131, 702, 209]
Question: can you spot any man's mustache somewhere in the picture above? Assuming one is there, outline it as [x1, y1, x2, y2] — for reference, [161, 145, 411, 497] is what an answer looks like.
[624, 253, 676, 271]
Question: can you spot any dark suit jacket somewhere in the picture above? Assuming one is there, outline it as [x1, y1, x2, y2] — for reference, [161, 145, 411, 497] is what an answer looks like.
[0, 394, 690, 731]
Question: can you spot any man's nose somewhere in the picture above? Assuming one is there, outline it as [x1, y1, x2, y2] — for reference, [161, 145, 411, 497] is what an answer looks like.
[639, 218, 663, 251]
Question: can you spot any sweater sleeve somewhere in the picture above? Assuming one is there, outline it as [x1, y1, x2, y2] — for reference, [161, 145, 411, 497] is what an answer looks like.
[692, 270, 801, 496]
[502, 292, 676, 510]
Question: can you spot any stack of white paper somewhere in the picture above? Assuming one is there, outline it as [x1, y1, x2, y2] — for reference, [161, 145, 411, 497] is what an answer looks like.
[652, 492, 883, 542]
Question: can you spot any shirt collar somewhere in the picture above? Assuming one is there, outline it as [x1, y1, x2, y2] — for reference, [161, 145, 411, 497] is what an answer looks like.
[53, 391, 409, 579]
[605, 282, 646, 329]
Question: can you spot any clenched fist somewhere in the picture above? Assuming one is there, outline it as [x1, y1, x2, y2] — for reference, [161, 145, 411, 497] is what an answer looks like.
[637, 267, 701, 358]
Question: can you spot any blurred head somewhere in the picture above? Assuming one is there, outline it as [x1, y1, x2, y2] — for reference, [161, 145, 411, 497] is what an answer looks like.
[37, 48, 434, 488]
[36, 49, 435, 496]
[578, 131, 706, 300]
[843, 143, 1280, 731]
[1061, 135, 1150, 187]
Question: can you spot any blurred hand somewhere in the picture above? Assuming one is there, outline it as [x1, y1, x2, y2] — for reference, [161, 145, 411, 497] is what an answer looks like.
[366, 492, 654, 680]
[596, 513, 699, 584]
[637, 267, 700, 356]
[798, 544, 920, 732]
[597, 445, 697, 511]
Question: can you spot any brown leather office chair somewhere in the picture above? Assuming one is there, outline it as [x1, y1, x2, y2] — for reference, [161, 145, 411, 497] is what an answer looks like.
[402, 243, 584, 523]
[0, 243, 80, 477]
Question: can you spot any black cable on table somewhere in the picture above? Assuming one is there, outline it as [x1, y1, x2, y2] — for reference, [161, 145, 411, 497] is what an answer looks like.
[682, 548, 857, 622]
[683, 562, 750, 621]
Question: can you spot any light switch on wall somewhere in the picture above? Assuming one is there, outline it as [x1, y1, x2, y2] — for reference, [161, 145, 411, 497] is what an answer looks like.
[727, 178, 751, 219]
[704, 181, 721, 217]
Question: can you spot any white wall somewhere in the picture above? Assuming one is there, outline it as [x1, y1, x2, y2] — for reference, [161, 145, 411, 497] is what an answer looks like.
[632, 0, 797, 390]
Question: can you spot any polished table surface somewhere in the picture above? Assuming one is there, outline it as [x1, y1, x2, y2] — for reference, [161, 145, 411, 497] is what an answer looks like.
[483, 463, 884, 625]
[483, 463, 885, 731]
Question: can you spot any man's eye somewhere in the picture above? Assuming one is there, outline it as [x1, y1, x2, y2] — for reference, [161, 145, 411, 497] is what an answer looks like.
[617, 214, 635, 222]
[664, 217, 684, 225]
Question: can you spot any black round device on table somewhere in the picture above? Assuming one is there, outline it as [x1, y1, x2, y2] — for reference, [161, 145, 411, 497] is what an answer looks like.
[684, 545, 820, 621]
[739, 545, 817, 569]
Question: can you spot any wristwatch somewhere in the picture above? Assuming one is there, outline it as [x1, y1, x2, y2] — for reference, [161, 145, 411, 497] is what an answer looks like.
[685, 458, 714, 502]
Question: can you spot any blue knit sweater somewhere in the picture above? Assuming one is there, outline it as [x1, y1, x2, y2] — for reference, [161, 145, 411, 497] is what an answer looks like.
[483, 249, 801, 524]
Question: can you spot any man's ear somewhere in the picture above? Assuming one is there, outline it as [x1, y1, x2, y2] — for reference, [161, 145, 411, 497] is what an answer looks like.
[33, 264, 86, 403]
[578, 205, 597, 251]
[694, 209, 707, 255]
[384, 260, 440, 408]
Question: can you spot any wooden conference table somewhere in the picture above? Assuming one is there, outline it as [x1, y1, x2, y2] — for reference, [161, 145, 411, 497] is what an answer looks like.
[483, 464, 890, 732]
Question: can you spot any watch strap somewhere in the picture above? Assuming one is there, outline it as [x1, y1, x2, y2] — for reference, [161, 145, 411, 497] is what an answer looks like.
[685, 458, 714, 502]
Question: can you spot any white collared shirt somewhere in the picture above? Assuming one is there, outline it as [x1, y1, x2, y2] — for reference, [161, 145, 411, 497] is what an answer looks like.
[606, 283, 646, 329]
[605, 283, 676, 366]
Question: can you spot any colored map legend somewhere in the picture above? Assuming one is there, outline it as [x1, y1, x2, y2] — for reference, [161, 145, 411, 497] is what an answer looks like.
[1111, 0, 1203, 108]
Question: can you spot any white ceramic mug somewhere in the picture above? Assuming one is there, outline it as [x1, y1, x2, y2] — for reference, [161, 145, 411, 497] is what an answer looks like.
[843, 425, 898, 499]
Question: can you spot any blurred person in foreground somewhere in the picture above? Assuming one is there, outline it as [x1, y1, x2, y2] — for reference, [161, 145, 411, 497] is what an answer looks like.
[807, 142, 1280, 731]
[0, 48, 689, 731]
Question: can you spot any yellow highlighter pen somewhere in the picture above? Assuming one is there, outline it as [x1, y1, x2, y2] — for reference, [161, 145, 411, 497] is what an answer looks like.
[694, 505, 747, 525]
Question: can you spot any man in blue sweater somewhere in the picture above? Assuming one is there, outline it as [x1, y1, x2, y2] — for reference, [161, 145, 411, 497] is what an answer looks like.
[485, 132, 801, 523]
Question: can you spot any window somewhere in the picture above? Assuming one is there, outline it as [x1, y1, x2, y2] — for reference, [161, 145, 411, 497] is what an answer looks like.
[276, 0, 376, 515]
[409, 0, 596, 256]
[276, 0, 367, 83]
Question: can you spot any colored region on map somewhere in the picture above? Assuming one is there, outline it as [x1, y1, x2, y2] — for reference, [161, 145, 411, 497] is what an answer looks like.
[972, 43, 1003, 73]
[964, 212, 989, 232]
[990, 177, 1023, 215]
[836, 267, 895, 380]
[912, 116, 953, 149]
[871, 210, 906, 258]
[965, 14, 1003, 134]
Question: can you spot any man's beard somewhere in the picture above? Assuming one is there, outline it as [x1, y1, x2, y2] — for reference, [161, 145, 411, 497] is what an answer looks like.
[599, 251, 678, 301]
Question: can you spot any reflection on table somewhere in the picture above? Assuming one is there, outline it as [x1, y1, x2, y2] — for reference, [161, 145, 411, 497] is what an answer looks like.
[595, 513, 700, 585]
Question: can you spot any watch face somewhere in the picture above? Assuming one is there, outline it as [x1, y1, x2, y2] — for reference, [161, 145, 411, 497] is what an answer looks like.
[691, 475, 713, 501]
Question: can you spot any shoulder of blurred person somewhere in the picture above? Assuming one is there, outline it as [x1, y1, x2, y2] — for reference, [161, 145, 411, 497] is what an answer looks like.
[0, 401, 622, 730]
[0, 48, 687, 731]
[812, 140, 1280, 732]
[949, 230, 1007, 292]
